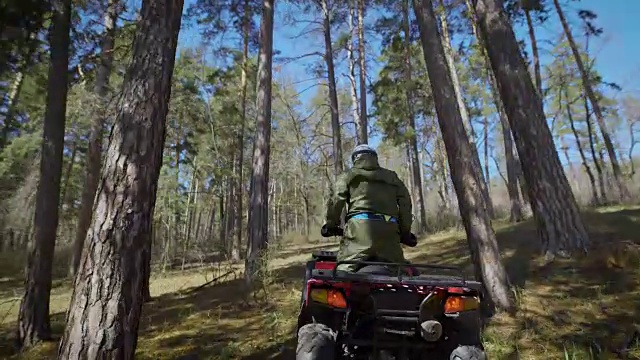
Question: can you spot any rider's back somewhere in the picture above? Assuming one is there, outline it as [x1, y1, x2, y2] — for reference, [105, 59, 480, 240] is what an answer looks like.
[344, 160, 404, 219]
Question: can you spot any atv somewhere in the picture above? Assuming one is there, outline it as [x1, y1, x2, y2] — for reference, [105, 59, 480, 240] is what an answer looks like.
[295, 229, 486, 360]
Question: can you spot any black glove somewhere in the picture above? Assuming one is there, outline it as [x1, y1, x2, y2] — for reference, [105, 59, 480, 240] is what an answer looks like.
[400, 232, 418, 247]
[321, 224, 344, 237]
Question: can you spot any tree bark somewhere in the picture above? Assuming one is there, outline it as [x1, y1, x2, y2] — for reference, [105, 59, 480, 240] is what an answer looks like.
[17, 0, 71, 348]
[552, 0, 629, 201]
[473, 0, 589, 257]
[57, 0, 183, 356]
[245, 0, 275, 288]
[438, 0, 495, 219]
[71, 0, 119, 277]
[356, 0, 368, 144]
[319, 0, 343, 176]
[402, 0, 427, 233]
[413, 0, 514, 312]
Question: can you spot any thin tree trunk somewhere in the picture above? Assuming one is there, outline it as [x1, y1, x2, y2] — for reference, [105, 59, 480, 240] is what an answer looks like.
[320, 0, 343, 176]
[182, 168, 197, 270]
[483, 116, 490, 189]
[60, 132, 78, 210]
[0, 69, 26, 149]
[564, 88, 599, 205]
[552, 0, 629, 201]
[346, 2, 360, 131]
[473, 0, 589, 257]
[57, 0, 183, 355]
[414, 0, 514, 312]
[356, 0, 368, 144]
[438, 0, 495, 218]
[436, 130, 450, 210]
[17, 0, 72, 347]
[403, 0, 427, 233]
[581, 37, 607, 203]
[585, 97, 606, 203]
[245, 0, 275, 288]
[500, 113, 524, 222]
[71, 0, 120, 276]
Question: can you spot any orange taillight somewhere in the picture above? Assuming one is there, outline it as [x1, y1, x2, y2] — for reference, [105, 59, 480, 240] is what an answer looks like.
[444, 296, 479, 313]
[310, 288, 347, 308]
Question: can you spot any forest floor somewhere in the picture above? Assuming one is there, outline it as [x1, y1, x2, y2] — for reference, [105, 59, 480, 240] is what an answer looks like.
[1, 206, 640, 359]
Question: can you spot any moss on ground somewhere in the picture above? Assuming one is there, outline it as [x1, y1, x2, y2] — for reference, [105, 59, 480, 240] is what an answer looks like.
[1, 207, 639, 359]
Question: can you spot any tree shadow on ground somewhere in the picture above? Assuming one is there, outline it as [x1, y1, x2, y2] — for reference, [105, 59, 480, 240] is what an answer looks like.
[133, 260, 310, 359]
[0, 311, 66, 359]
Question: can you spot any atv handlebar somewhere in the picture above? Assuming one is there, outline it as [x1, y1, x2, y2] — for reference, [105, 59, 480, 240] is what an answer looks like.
[320, 224, 417, 247]
[321, 225, 344, 237]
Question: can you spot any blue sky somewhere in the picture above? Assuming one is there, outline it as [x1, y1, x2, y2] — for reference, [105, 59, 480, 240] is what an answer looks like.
[176, 0, 640, 177]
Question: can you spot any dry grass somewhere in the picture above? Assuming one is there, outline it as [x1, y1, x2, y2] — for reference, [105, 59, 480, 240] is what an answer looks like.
[1, 207, 640, 359]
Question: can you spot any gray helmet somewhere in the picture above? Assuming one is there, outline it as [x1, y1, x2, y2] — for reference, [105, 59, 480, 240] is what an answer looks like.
[351, 144, 377, 162]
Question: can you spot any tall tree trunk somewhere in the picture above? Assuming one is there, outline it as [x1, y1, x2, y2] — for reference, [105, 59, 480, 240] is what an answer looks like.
[552, 0, 629, 201]
[245, 0, 275, 288]
[524, 9, 542, 97]
[466, 0, 526, 218]
[403, 0, 427, 233]
[17, 0, 72, 348]
[438, 0, 495, 219]
[320, 0, 342, 175]
[564, 88, 599, 205]
[473, 0, 589, 257]
[57, 0, 183, 355]
[356, 0, 368, 144]
[232, 0, 251, 262]
[413, 0, 514, 312]
[71, 0, 120, 277]
[346, 2, 360, 130]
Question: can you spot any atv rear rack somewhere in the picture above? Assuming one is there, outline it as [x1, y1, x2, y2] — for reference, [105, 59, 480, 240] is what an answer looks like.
[311, 260, 483, 290]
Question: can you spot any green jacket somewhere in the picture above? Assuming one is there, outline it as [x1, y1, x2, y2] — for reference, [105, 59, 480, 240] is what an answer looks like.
[325, 154, 413, 234]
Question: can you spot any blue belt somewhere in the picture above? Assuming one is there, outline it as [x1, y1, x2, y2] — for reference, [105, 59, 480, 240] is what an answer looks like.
[349, 212, 398, 223]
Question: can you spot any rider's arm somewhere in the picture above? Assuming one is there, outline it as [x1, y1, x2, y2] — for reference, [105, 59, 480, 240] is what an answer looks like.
[395, 173, 413, 234]
[325, 173, 349, 228]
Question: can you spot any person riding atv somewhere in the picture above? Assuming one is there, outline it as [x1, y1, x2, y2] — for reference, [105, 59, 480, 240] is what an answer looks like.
[322, 144, 417, 272]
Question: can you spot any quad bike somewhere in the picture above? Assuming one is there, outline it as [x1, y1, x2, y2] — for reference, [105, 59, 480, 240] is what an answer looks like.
[295, 227, 486, 360]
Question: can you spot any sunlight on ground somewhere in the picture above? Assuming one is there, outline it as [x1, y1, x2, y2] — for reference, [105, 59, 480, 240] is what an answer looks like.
[1, 208, 640, 359]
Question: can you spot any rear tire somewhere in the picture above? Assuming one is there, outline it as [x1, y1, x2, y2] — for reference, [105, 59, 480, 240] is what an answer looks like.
[296, 323, 337, 360]
[449, 345, 486, 360]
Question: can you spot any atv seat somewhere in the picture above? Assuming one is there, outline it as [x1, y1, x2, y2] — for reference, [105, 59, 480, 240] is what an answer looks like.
[341, 256, 420, 276]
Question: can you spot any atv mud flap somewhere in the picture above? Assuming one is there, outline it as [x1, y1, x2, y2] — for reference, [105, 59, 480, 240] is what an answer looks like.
[442, 310, 483, 345]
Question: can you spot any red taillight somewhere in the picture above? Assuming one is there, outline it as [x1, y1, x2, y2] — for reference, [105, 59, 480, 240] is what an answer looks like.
[314, 261, 336, 270]
[447, 287, 465, 294]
